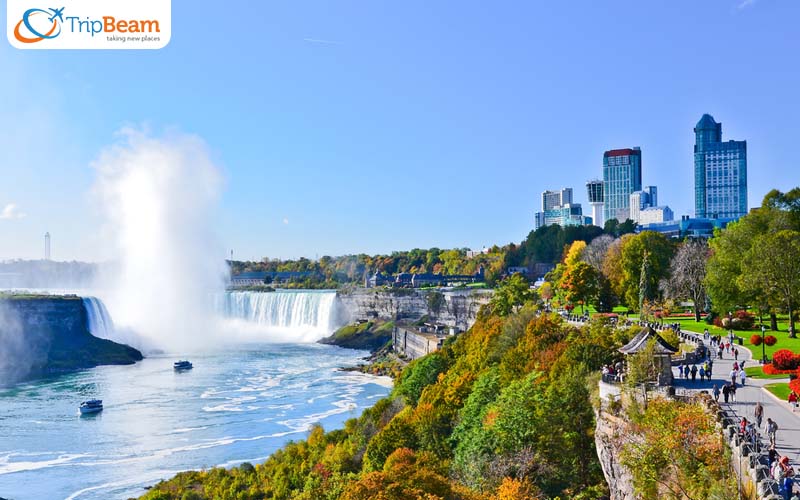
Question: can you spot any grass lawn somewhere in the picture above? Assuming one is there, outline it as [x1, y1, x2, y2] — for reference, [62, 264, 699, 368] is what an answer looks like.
[765, 382, 792, 400]
[665, 316, 800, 360]
[744, 366, 790, 380]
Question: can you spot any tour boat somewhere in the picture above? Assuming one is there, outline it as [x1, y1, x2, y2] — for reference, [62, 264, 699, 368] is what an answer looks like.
[173, 360, 193, 371]
[79, 399, 103, 415]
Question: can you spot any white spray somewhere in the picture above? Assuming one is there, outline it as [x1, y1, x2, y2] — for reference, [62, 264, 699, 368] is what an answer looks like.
[91, 128, 227, 352]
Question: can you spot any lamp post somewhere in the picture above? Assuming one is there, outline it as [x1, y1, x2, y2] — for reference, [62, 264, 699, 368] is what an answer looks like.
[761, 325, 767, 364]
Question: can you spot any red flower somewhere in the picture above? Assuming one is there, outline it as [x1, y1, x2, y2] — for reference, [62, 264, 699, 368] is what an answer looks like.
[764, 335, 778, 347]
[750, 334, 763, 346]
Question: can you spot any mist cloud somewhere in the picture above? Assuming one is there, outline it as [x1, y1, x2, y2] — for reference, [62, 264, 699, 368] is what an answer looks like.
[91, 128, 228, 352]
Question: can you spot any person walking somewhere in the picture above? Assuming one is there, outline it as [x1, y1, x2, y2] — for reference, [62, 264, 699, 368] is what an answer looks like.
[740, 369, 747, 386]
[699, 365, 706, 382]
[707, 359, 713, 377]
[778, 455, 795, 500]
[712, 384, 720, 402]
[731, 369, 738, 386]
[730, 383, 737, 402]
[767, 418, 778, 447]
[734, 348, 740, 361]
[722, 383, 730, 403]
[755, 402, 764, 429]
[691, 365, 698, 382]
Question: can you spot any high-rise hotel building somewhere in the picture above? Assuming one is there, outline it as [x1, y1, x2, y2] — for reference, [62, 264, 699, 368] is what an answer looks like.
[602, 147, 642, 223]
[694, 114, 747, 219]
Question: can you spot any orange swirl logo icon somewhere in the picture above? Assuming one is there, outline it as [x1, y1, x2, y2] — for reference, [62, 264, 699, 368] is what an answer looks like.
[14, 7, 64, 43]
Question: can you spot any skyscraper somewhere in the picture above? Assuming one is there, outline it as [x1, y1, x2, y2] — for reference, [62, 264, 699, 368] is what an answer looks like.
[694, 114, 747, 219]
[541, 188, 573, 211]
[534, 187, 588, 229]
[586, 180, 604, 228]
[603, 147, 642, 223]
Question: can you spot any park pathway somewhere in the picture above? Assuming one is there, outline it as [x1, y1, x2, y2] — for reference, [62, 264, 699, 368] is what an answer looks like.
[673, 332, 800, 494]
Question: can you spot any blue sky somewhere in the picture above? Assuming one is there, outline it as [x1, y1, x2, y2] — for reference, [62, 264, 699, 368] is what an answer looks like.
[1, 0, 799, 262]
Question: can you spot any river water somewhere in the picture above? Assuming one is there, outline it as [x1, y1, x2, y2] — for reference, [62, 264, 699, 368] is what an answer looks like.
[0, 343, 391, 499]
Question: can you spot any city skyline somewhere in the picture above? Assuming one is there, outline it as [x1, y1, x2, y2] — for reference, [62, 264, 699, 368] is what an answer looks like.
[1, 1, 799, 262]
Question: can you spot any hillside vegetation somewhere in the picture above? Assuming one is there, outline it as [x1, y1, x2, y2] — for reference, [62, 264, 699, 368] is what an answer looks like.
[141, 279, 635, 500]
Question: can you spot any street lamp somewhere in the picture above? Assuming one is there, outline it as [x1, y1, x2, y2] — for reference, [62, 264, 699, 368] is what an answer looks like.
[761, 325, 767, 364]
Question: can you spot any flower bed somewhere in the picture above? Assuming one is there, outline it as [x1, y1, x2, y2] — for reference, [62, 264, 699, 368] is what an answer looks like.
[762, 364, 800, 376]
[772, 349, 800, 370]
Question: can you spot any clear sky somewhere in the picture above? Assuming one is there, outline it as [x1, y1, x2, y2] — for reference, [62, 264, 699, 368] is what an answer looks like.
[1, 0, 799, 262]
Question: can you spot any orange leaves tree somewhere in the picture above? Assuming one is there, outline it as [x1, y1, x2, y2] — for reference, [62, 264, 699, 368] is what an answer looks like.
[620, 397, 735, 499]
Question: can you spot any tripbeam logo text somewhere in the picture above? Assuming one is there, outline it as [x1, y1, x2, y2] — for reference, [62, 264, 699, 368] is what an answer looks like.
[7, 0, 171, 50]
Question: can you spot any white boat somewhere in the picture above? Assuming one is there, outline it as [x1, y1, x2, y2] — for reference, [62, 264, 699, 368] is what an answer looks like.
[173, 360, 193, 371]
[79, 399, 103, 415]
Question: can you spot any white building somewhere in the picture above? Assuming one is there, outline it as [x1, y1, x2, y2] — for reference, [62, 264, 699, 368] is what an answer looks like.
[638, 206, 674, 225]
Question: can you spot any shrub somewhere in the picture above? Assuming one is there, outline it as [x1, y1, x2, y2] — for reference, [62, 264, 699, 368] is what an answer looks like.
[764, 335, 778, 346]
[790, 377, 800, 396]
[762, 364, 798, 375]
[772, 349, 800, 371]
[750, 335, 763, 346]
[713, 317, 724, 328]
[705, 312, 718, 325]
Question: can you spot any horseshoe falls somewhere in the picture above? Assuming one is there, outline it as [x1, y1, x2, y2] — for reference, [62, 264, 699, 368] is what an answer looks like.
[215, 290, 343, 342]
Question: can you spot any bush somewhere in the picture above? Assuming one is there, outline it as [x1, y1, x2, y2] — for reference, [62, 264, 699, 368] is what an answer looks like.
[764, 335, 778, 346]
[750, 335, 763, 346]
[790, 377, 800, 396]
[705, 312, 718, 325]
[762, 363, 798, 375]
[772, 349, 800, 371]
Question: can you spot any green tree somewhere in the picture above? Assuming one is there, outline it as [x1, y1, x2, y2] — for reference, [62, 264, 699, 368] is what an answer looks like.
[744, 230, 800, 337]
[619, 232, 675, 311]
[489, 274, 536, 316]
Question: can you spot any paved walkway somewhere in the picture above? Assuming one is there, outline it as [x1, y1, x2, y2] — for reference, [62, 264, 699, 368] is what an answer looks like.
[673, 332, 800, 493]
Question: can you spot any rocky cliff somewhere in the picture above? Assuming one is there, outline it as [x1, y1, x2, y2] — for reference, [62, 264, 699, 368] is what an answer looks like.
[0, 295, 143, 385]
[336, 288, 491, 331]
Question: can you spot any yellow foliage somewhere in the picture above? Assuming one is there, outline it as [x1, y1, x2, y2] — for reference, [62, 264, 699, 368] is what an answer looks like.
[491, 477, 542, 500]
[564, 240, 587, 267]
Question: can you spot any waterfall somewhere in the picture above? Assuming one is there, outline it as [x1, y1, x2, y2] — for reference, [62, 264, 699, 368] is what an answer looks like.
[82, 297, 116, 339]
[216, 291, 341, 340]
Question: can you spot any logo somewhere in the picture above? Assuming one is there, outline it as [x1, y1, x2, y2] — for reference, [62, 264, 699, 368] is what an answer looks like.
[7, 0, 171, 50]
[14, 7, 64, 43]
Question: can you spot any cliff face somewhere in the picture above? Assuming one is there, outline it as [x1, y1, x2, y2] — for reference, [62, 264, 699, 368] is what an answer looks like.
[0, 296, 143, 385]
[595, 407, 638, 500]
[336, 288, 491, 331]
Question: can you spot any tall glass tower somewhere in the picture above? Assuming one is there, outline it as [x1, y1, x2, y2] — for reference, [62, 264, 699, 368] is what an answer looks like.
[694, 114, 747, 219]
[602, 148, 642, 223]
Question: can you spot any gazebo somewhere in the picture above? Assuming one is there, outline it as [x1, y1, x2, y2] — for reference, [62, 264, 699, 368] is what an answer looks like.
[618, 326, 678, 386]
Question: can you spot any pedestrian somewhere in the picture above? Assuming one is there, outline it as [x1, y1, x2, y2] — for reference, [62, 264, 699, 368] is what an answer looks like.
[718, 346, 724, 359]
[731, 369, 738, 385]
[740, 359, 745, 369]
[683, 363, 688, 379]
[708, 359, 713, 377]
[778, 455, 795, 500]
[734, 348, 739, 361]
[731, 383, 737, 402]
[755, 402, 764, 429]
[691, 365, 698, 382]
[712, 384, 720, 401]
[767, 418, 778, 447]
[734, 361, 739, 371]
[676, 364, 683, 379]
[722, 383, 730, 403]
[699, 365, 706, 381]
[789, 391, 798, 411]
[740, 369, 747, 386]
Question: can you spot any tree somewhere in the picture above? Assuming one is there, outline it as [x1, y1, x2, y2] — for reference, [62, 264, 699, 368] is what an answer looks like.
[618, 232, 675, 311]
[744, 230, 800, 337]
[560, 261, 599, 314]
[661, 240, 709, 322]
[602, 234, 634, 302]
[582, 234, 614, 272]
[489, 274, 537, 316]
